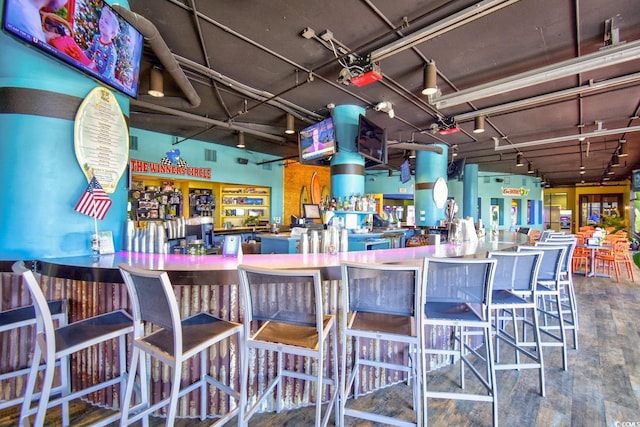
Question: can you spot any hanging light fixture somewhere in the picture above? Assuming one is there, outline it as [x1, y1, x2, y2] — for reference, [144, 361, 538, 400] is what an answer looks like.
[473, 115, 485, 133]
[618, 139, 628, 157]
[527, 162, 534, 173]
[285, 113, 295, 134]
[409, 150, 416, 159]
[516, 153, 524, 166]
[421, 61, 437, 96]
[148, 66, 164, 97]
[236, 131, 246, 148]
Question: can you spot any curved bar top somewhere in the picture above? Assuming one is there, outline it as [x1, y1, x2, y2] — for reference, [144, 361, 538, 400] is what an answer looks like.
[7, 231, 527, 418]
[37, 231, 526, 282]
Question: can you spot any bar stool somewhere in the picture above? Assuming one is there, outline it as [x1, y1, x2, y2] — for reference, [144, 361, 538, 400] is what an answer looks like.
[421, 257, 498, 426]
[535, 238, 579, 349]
[13, 261, 133, 427]
[237, 264, 338, 427]
[518, 245, 569, 370]
[118, 264, 245, 427]
[486, 250, 546, 396]
[339, 260, 423, 427]
[0, 272, 67, 411]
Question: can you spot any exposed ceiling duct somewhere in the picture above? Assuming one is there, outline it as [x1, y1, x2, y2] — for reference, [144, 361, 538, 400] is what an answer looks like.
[111, 4, 201, 109]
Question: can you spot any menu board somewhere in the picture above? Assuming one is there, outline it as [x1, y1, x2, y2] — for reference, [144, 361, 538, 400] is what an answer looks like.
[74, 87, 129, 193]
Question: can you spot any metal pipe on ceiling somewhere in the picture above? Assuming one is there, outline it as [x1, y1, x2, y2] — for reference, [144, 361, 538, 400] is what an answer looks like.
[370, 0, 522, 62]
[130, 99, 287, 144]
[435, 39, 640, 109]
[492, 125, 640, 151]
[111, 5, 201, 109]
[453, 72, 640, 122]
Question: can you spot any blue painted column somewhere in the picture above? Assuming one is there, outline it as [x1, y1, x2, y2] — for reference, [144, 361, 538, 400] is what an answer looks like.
[330, 105, 366, 201]
[0, 0, 131, 259]
[414, 144, 448, 226]
[463, 163, 479, 221]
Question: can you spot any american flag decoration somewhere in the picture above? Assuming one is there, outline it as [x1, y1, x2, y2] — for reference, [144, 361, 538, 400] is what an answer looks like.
[74, 176, 112, 220]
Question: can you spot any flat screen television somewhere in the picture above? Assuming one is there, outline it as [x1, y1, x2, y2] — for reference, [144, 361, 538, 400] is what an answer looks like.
[447, 158, 466, 180]
[302, 203, 322, 220]
[298, 117, 337, 163]
[633, 169, 640, 192]
[400, 158, 411, 183]
[356, 114, 387, 166]
[3, 0, 144, 98]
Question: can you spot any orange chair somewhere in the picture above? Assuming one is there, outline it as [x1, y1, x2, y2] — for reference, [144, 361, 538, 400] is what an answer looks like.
[529, 229, 541, 245]
[613, 240, 635, 282]
[572, 245, 590, 276]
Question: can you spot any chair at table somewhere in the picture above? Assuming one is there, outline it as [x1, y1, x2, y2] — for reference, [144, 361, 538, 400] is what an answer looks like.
[13, 261, 133, 427]
[486, 250, 545, 396]
[528, 229, 541, 245]
[237, 265, 338, 427]
[118, 264, 244, 427]
[517, 245, 569, 370]
[340, 261, 423, 427]
[0, 270, 67, 412]
[596, 240, 635, 282]
[421, 257, 498, 426]
[535, 238, 579, 349]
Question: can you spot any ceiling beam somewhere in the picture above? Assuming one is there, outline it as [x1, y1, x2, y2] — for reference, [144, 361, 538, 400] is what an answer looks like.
[434, 39, 640, 109]
[369, 0, 522, 62]
[492, 125, 640, 151]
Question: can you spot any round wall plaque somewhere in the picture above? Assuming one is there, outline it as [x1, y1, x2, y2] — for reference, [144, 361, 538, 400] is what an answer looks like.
[433, 177, 448, 208]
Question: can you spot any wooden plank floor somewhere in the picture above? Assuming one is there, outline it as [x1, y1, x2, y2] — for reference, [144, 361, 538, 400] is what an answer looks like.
[1, 267, 638, 426]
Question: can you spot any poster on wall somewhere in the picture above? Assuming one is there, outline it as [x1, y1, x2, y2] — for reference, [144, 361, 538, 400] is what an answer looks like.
[74, 86, 129, 193]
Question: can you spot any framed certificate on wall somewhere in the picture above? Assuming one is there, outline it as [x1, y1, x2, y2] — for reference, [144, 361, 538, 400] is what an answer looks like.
[222, 235, 243, 257]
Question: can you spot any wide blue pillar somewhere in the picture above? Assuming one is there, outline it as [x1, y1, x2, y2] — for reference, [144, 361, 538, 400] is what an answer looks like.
[414, 144, 448, 226]
[330, 105, 366, 201]
[0, 0, 131, 259]
[463, 163, 479, 220]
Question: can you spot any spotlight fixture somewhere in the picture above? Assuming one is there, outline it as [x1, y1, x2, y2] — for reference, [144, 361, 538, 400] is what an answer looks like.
[148, 66, 164, 97]
[409, 150, 416, 159]
[618, 139, 628, 157]
[285, 113, 295, 134]
[527, 162, 534, 173]
[580, 169, 586, 175]
[421, 61, 437, 96]
[236, 131, 245, 148]
[515, 153, 524, 166]
[451, 144, 458, 157]
[473, 115, 485, 133]
[374, 101, 395, 118]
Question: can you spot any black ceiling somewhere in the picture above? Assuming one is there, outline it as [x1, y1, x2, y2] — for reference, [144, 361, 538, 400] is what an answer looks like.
[125, 0, 640, 187]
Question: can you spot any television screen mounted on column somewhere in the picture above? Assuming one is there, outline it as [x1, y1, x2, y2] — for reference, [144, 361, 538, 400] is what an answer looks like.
[356, 114, 387, 167]
[298, 117, 337, 164]
[3, 0, 144, 98]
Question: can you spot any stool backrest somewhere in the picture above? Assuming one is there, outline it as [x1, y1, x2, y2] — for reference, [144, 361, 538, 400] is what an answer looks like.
[535, 238, 576, 275]
[341, 261, 422, 317]
[518, 245, 565, 283]
[423, 257, 497, 307]
[237, 265, 324, 332]
[486, 250, 543, 293]
[119, 264, 181, 351]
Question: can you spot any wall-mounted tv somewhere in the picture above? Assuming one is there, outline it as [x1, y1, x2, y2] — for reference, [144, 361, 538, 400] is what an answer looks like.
[632, 169, 640, 192]
[298, 117, 337, 163]
[3, 0, 144, 98]
[356, 114, 387, 167]
[447, 158, 466, 180]
[400, 158, 411, 183]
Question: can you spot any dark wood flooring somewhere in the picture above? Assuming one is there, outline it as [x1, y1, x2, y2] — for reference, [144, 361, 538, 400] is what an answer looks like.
[1, 267, 638, 426]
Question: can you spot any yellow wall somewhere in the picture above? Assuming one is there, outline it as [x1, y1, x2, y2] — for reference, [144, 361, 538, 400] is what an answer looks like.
[545, 180, 631, 232]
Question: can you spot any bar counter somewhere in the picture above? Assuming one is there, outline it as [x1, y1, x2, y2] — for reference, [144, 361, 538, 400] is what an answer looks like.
[1, 232, 527, 419]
